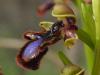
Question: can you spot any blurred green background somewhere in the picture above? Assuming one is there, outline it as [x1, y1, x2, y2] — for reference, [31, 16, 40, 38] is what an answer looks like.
[0, 0, 86, 75]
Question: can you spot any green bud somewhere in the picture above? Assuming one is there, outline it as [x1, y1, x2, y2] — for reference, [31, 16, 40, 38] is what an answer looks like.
[52, 4, 75, 19]
[54, 0, 65, 4]
[61, 64, 85, 75]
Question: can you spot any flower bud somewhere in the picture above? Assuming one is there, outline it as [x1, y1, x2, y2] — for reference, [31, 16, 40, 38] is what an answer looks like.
[52, 4, 75, 20]
[54, 0, 65, 4]
[61, 64, 85, 75]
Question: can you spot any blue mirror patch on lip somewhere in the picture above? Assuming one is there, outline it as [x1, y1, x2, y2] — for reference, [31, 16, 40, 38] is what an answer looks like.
[22, 38, 43, 61]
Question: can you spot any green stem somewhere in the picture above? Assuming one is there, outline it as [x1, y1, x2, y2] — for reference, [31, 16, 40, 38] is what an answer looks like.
[92, 0, 100, 75]
[92, 42, 100, 75]
[58, 51, 72, 65]
[84, 44, 94, 73]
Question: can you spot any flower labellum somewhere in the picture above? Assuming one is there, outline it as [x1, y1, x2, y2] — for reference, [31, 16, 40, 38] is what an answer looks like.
[22, 39, 43, 61]
[16, 38, 48, 70]
[60, 64, 85, 75]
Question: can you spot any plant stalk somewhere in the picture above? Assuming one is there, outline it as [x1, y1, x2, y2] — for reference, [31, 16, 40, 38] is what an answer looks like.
[92, 0, 100, 75]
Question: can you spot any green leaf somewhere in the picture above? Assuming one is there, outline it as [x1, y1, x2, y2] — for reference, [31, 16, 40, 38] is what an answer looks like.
[81, 3, 96, 44]
[77, 29, 95, 50]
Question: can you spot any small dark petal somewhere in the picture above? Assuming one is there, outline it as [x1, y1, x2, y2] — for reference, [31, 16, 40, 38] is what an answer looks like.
[24, 32, 35, 40]
[66, 17, 76, 25]
[64, 31, 77, 40]
[16, 41, 48, 70]
[37, 1, 55, 17]
[24, 32, 42, 40]
[68, 25, 78, 31]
